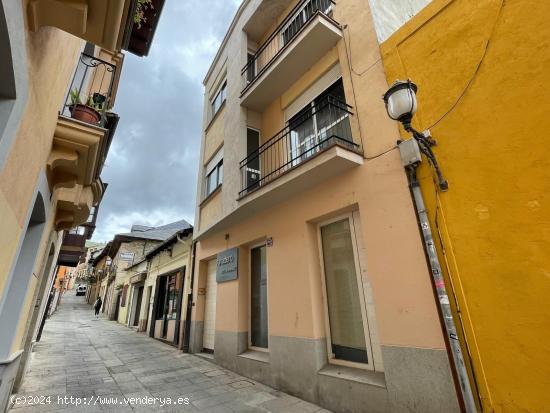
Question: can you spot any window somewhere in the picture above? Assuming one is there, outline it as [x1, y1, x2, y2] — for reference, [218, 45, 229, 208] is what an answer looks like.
[245, 128, 260, 190]
[69, 226, 86, 235]
[211, 80, 227, 118]
[86, 206, 96, 223]
[250, 244, 268, 349]
[288, 79, 351, 166]
[319, 213, 376, 368]
[205, 148, 223, 198]
[246, 52, 256, 84]
[165, 273, 179, 320]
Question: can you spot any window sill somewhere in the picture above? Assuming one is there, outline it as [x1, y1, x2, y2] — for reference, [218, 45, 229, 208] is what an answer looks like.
[318, 364, 386, 388]
[205, 100, 226, 133]
[200, 185, 222, 207]
[238, 349, 270, 364]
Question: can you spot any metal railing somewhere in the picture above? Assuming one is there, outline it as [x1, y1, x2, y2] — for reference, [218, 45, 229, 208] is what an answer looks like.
[60, 52, 117, 128]
[239, 96, 358, 196]
[241, 0, 336, 93]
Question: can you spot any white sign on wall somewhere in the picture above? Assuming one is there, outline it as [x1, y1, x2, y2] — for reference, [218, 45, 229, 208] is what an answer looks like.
[119, 252, 135, 262]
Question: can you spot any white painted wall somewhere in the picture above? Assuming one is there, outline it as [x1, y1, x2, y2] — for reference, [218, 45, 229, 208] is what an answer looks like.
[367, 0, 432, 43]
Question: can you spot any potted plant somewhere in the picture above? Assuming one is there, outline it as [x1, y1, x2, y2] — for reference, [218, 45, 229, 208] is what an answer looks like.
[134, 0, 153, 29]
[68, 88, 103, 125]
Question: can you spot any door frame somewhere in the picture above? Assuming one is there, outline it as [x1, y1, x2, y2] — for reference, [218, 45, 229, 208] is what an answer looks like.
[316, 211, 380, 371]
[248, 242, 269, 352]
[202, 258, 218, 352]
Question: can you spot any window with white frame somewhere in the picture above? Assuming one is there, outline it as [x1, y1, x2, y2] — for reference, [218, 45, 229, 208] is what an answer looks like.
[318, 212, 379, 370]
[205, 147, 223, 197]
[69, 226, 86, 235]
[211, 80, 227, 118]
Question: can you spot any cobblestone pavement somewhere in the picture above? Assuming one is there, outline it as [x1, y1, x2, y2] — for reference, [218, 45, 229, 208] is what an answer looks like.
[10, 294, 329, 413]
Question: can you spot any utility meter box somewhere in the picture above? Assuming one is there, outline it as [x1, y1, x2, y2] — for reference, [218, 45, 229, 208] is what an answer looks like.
[398, 138, 422, 167]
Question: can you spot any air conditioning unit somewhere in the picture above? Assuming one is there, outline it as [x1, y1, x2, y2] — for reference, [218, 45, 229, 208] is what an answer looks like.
[246, 167, 260, 189]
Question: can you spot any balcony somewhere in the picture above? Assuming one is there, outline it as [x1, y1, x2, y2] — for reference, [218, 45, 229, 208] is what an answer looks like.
[241, 0, 342, 111]
[48, 52, 119, 231]
[57, 204, 101, 266]
[57, 229, 87, 267]
[60, 52, 118, 128]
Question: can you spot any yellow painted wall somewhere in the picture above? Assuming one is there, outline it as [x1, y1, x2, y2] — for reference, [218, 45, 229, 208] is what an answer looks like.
[144, 237, 192, 343]
[381, 0, 550, 411]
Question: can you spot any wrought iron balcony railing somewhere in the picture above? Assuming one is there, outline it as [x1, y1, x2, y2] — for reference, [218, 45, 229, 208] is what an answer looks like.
[60, 52, 117, 128]
[239, 96, 359, 196]
[241, 0, 335, 93]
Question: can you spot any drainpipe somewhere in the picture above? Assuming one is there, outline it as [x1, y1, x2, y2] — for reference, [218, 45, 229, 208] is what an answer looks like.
[182, 241, 197, 353]
[399, 140, 478, 413]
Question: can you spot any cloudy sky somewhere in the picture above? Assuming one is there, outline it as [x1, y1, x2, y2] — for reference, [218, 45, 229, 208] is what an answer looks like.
[92, 0, 241, 242]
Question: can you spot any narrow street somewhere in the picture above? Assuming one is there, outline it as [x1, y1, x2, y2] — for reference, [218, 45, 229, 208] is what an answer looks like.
[10, 294, 328, 413]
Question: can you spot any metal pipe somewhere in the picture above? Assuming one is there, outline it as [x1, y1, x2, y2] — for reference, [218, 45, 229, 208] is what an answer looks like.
[182, 241, 197, 353]
[407, 167, 478, 413]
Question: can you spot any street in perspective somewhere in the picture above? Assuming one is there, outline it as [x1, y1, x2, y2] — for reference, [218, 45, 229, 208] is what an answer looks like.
[10, 294, 326, 412]
[0, 0, 548, 412]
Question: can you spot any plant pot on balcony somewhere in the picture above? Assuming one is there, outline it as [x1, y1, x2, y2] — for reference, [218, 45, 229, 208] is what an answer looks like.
[69, 104, 101, 125]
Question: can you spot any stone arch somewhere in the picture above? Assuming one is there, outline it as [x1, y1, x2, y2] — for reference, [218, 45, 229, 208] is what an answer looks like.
[13, 240, 57, 391]
[0, 191, 47, 359]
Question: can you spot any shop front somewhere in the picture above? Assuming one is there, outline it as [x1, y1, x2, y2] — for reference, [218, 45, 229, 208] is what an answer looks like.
[150, 270, 184, 346]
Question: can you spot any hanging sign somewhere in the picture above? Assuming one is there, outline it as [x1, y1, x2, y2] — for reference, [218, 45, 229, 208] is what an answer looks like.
[216, 247, 238, 283]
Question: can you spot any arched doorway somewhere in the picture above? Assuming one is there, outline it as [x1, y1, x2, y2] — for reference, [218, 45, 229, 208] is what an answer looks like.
[0, 192, 47, 359]
[13, 243, 57, 390]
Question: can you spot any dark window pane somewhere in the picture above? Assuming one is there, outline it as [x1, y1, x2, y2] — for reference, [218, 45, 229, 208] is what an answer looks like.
[251, 245, 268, 348]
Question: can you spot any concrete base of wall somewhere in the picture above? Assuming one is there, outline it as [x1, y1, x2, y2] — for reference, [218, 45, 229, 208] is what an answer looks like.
[381, 345, 461, 413]
[189, 320, 204, 353]
[195, 331, 460, 413]
[0, 351, 22, 413]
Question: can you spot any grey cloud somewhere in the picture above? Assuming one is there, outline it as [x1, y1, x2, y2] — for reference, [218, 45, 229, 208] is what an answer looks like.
[92, 0, 241, 242]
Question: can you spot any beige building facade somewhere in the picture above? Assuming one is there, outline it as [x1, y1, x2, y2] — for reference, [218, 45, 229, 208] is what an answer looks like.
[124, 225, 193, 347]
[190, 0, 460, 412]
[0, 0, 164, 409]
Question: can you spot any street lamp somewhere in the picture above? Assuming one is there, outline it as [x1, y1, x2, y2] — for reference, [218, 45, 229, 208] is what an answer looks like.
[384, 81, 476, 413]
[383, 79, 448, 191]
[383, 80, 417, 131]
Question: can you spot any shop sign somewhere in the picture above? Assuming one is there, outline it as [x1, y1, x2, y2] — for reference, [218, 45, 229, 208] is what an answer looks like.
[120, 252, 135, 262]
[216, 247, 238, 283]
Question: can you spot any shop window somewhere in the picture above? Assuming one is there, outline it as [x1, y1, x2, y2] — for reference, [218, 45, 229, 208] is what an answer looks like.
[319, 212, 377, 369]
[250, 244, 268, 349]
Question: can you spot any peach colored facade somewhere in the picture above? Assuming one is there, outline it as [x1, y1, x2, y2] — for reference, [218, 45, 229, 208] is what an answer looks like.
[191, 1, 460, 412]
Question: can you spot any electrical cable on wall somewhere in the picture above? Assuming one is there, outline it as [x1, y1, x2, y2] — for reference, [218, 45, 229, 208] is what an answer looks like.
[342, 24, 396, 159]
[427, 0, 505, 130]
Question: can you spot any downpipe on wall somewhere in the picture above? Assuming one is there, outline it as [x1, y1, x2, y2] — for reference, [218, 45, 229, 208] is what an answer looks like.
[399, 140, 478, 413]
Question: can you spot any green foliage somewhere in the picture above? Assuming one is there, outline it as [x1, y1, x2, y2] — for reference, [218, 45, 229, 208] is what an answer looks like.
[134, 0, 154, 29]
[69, 88, 104, 111]
[69, 88, 82, 105]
